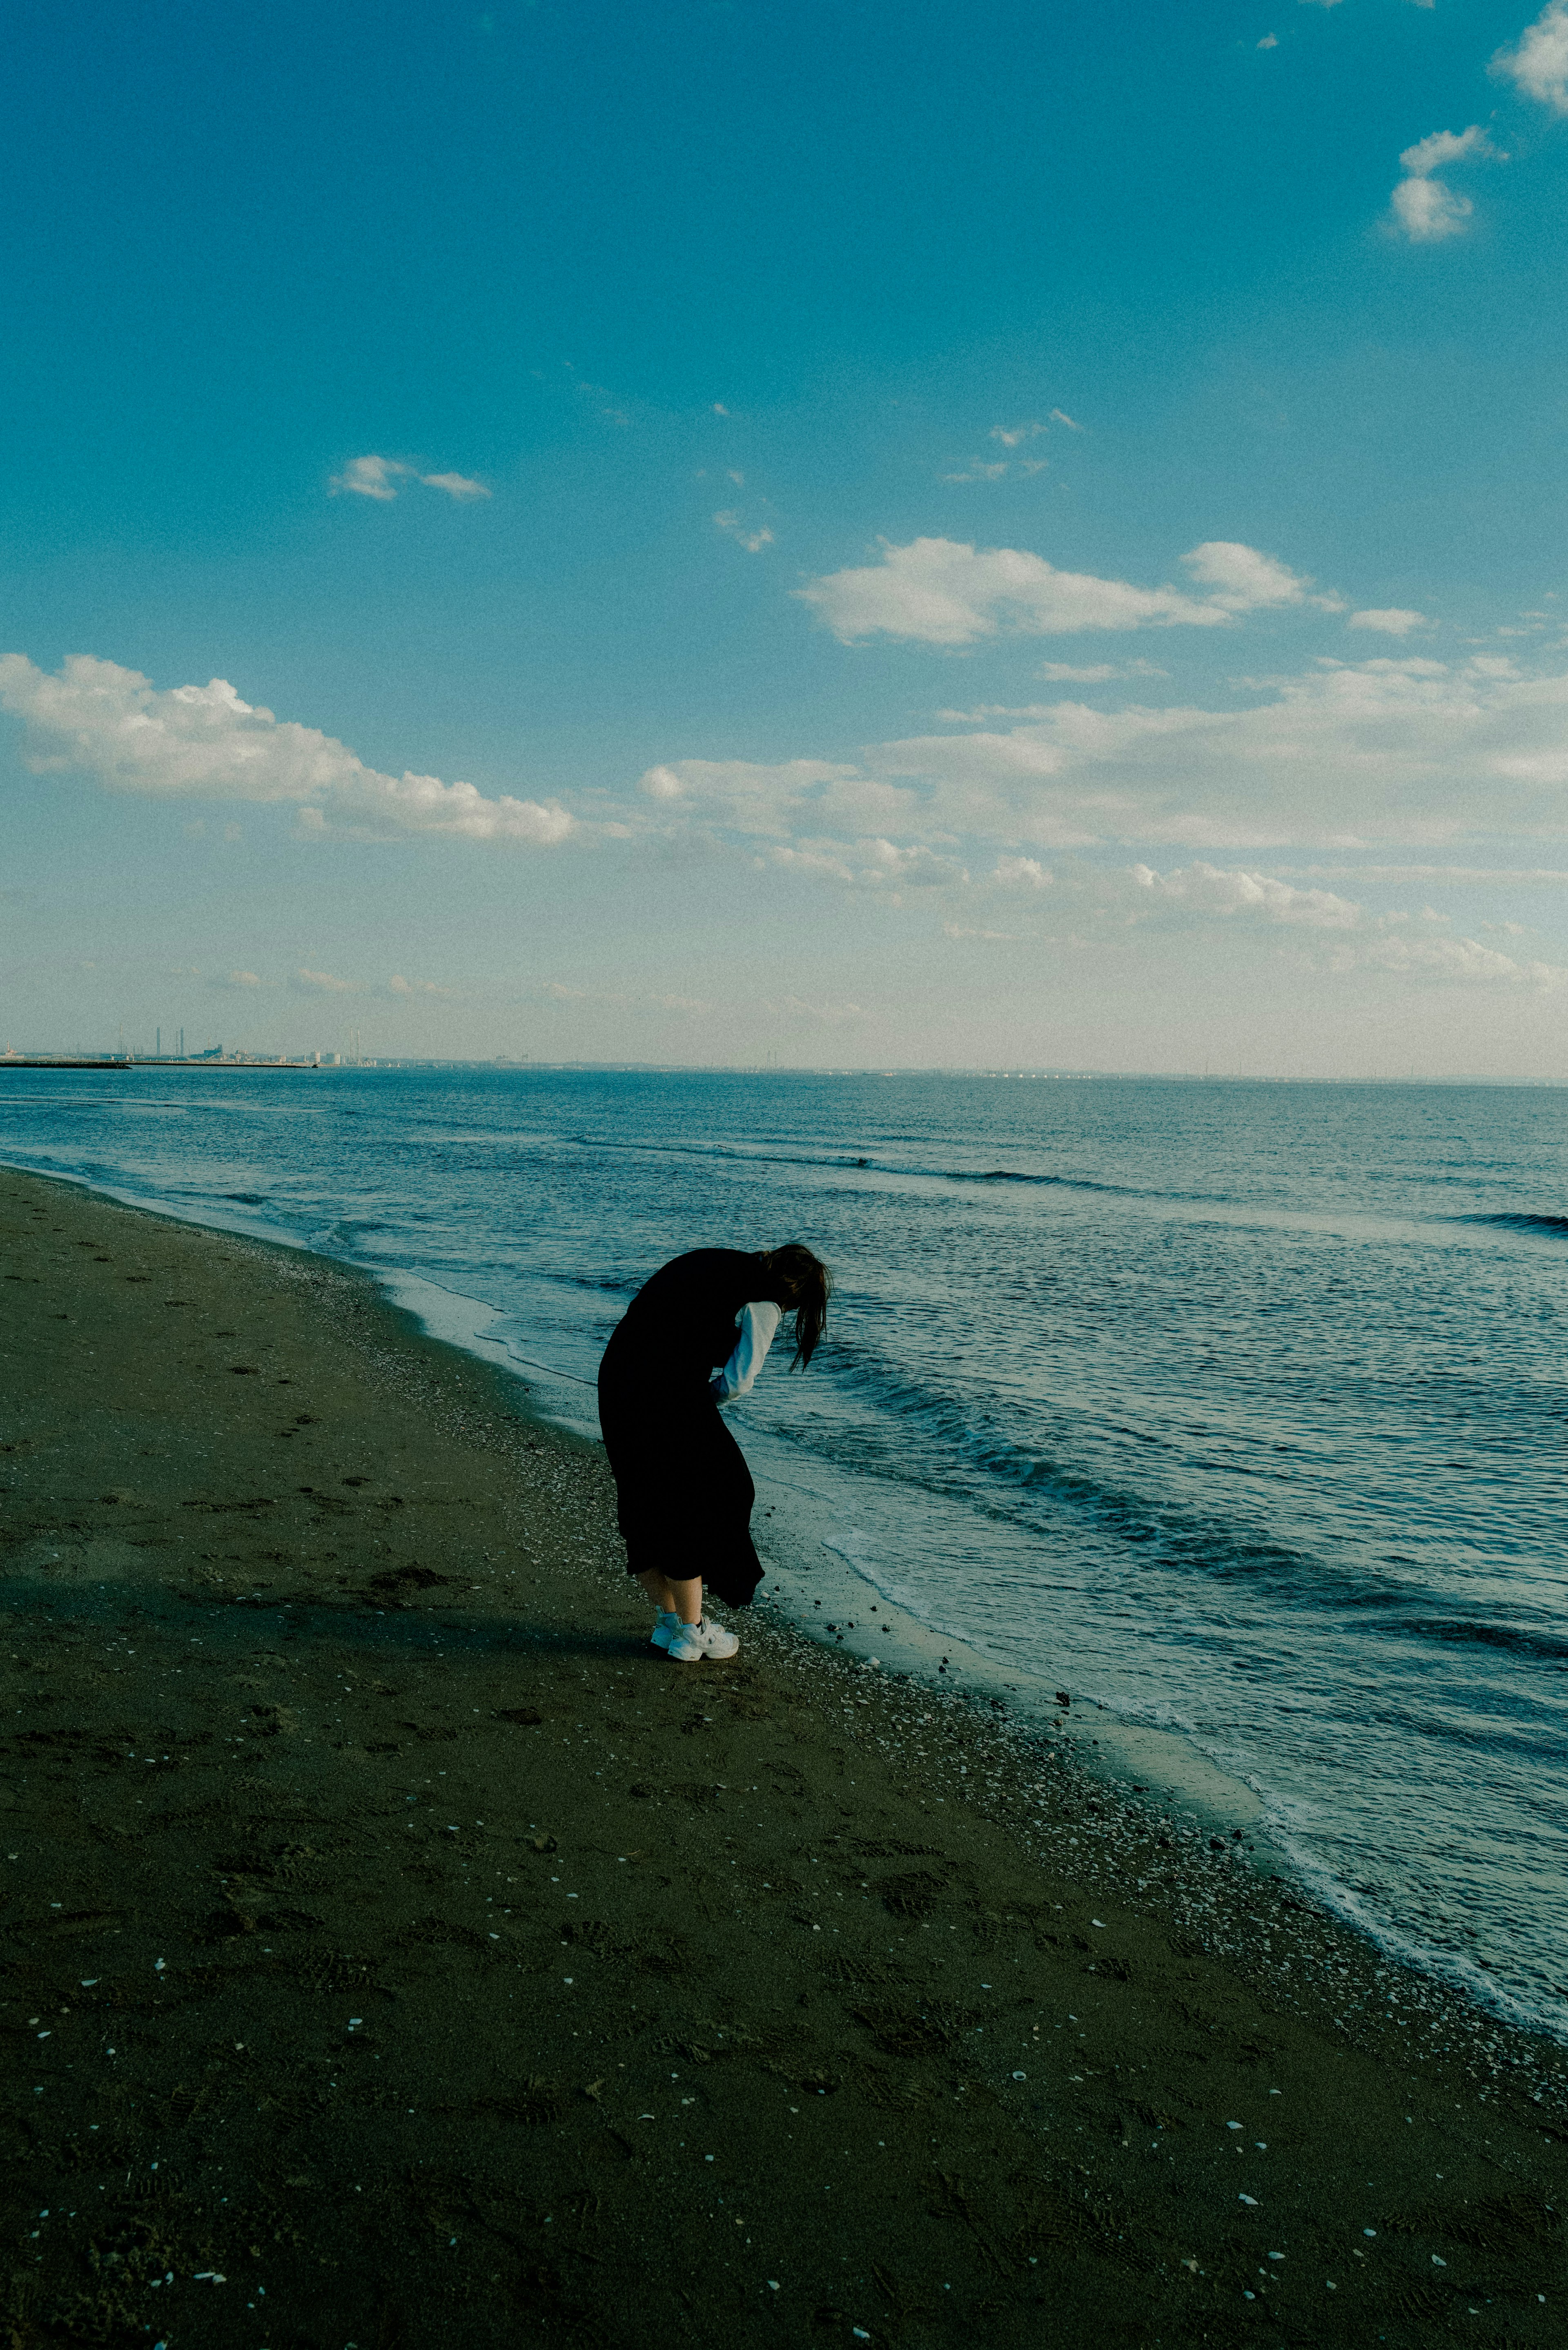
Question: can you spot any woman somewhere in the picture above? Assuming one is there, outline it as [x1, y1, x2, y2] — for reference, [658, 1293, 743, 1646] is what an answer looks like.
[597, 1243, 832, 1664]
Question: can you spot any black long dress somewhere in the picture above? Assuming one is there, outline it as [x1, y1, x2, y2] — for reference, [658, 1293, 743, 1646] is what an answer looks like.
[597, 1248, 772, 1609]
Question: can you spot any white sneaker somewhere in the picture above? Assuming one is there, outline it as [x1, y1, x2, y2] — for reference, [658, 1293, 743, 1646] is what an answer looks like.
[649, 1610, 679, 1651]
[667, 1618, 739, 1664]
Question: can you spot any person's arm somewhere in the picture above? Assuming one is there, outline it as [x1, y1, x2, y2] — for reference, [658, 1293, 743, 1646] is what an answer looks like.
[710, 1299, 783, 1403]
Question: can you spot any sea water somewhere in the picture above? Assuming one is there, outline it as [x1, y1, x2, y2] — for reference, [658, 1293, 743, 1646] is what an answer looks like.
[2, 1065, 1565, 2036]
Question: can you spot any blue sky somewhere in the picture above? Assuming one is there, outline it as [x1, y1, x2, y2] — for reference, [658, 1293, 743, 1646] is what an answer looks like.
[5, 0, 1568, 1072]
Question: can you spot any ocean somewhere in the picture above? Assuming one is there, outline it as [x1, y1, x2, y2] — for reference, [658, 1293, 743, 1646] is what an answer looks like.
[2, 1064, 1564, 2037]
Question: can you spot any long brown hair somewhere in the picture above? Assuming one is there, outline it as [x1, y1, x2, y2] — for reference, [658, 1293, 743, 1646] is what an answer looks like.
[757, 1242, 833, 1369]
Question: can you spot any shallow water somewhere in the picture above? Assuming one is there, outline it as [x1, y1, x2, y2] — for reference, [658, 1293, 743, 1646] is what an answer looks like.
[2, 1064, 1565, 2034]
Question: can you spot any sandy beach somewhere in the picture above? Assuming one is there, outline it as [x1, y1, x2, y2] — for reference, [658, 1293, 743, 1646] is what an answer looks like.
[1, 1165, 1563, 2349]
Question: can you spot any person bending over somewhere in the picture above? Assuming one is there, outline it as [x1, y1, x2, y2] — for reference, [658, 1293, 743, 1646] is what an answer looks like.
[597, 1244, 832, 1664]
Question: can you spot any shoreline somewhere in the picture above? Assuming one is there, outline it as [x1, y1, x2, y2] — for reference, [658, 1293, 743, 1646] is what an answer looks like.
[5, 1148, 1544, 2042]
[2, 1166, 1564, 2346]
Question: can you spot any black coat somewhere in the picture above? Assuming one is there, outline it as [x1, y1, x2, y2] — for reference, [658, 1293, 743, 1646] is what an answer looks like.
[597, 1249, 772, 1608]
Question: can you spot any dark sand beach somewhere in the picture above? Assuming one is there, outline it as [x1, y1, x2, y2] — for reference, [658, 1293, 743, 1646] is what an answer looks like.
[1, 1167, 1563, 2348]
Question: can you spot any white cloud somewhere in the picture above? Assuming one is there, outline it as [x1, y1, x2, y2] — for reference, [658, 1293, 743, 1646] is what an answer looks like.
[330, 455, 489, 502]
[639, 758, 869, 834]
[767, 837, 967, 890]
[797, 537, 1334, 645]
[1131, 861, 1361, 928]
[1348, 607, 1428, 635]
[419, 471, 489, 501]
[1492, 1, 1568, 112]
[291, 968, 359, 995]
[1258, 34, 1278, 50]
[1180, 540, 1339, 611]
[989, 421, 1046, 448]
[332, 455, 405, 500]
[1280, 864, 1568, 885]
[993, 855, 1051, 887]
[0, 654, 575, 847]
[1392, 177, 1474, 240]
[1049, 409, 1083, 431]
[214, 969, 263, 989]
[1390, 126, 1500, 244]
[387, 974, 455, 997]
[714, 510, 774, 553]
[1399, 126, 1499, 177]
[644, 656, 1568, 864]
[1332, 932, 1567, 988]
[796, 538, 1247, 644]
[941, 462, 1011, 483]
[1121, 862, 1567, 987]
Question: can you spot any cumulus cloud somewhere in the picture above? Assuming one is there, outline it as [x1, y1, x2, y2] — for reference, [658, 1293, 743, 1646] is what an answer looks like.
[1400, 127, 1499, 177]
[1390, 125, 1500, 243]
[0, 655, 574, 847]
[639, 657, 1568, 864]
[1181, 541, 1341, 611]
[330, 456, 489, 502]
[860, 659, 1568, 849]
[1492, 1, 1568, 111]
[1131, 862, 1361, 929]
[290, 968, 359, 995]
[795, 538, 1249, 645]
[766, 838, 968, 891]
[1120, 863, 1567, 988]
[1349, 608, 1428, 636]
[1331, 931, 1567, 988]
[1392, 176, 1477, 241]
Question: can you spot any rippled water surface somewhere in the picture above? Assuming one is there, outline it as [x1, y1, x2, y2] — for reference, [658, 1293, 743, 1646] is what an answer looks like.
[3, 1066, 1565, 2031]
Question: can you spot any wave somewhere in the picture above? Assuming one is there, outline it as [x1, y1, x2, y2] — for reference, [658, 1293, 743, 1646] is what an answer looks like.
[795, 1341, 1568, 1668]
[559, 1126, 1147, 1200]
[1463, 1211, 1568, 1237]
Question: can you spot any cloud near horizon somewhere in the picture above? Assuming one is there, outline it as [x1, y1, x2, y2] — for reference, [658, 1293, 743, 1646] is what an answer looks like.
[13, 648, 1568, 998]
[0, 655, 573, 846]
[795, 537, 1334, 644]
[640, 655, 1568, 858]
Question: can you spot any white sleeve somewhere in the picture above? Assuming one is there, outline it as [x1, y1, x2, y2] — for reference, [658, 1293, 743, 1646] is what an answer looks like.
[710, 1298, 783, 1403]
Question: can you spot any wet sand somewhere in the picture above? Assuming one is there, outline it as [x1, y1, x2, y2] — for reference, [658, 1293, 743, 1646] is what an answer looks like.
[1, 1167, 1563, 2348]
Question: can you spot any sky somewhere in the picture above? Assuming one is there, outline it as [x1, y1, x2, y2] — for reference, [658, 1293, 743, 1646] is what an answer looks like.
[5, 0, 1568, 1074]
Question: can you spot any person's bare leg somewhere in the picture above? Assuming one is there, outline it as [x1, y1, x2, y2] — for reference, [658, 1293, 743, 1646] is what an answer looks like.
[634, 1567, 703, 1625]
[666, 1575, 703, 1626]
